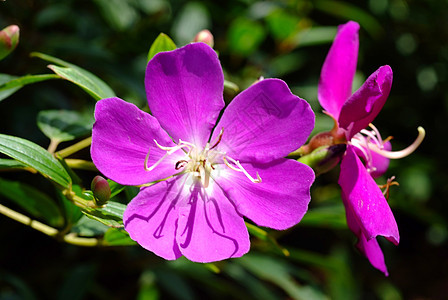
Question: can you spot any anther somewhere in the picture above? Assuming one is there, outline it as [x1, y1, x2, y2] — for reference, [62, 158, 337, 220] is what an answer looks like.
[175, 160, 188, 170]
[378, 176, 399, 200]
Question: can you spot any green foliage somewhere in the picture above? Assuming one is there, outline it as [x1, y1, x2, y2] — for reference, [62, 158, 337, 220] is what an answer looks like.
[0, 0, 444, 299]
[37, 110, 93, 143]
[82, 201, 126, 228]
[32, 52, 116, 101]
[0, 134, 72, 188]
[228, 18, 266, 56]
[0, 178, 63, 227]
[0, 73, 59, 102]
[147, 33, 177, 62]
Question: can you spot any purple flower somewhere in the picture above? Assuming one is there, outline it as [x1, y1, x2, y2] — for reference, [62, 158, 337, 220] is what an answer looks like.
[317, 21, 424, 275]
[91, 43, 315, 262]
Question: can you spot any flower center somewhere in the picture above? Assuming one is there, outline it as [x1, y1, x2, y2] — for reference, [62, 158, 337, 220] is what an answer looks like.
[350, 124, 425, 173]
[143, 128, 261, 188]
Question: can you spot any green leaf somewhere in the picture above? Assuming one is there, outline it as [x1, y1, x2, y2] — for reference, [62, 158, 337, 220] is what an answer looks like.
[82, 201, 126, 228]
[0, 134, 72, 188]
[48, 65, 113, 101]
[37, 110, 93, 142]
[228, 18, 266, 56]
[288, 26, 338, 49]
[0, 73, 59, 102]
[246, 222, 289, 256]
[104, 228, 136, 246]
[147, 33, 177, 62]
[31, 52, 116, 101]
[314, 0, 383, 38]
[0, 158, 27, 169]
[266, 9, 300, 41]
[93, 0, 139, 31]
[108, 179, 125, 198]
[58, 184, 83, 226]
[238, 254, 328, 300]
[299, 204, 347, 229]
[0, 178, 63, 227]
[71, 215, 109, 236]
[171, 2, 211, 45]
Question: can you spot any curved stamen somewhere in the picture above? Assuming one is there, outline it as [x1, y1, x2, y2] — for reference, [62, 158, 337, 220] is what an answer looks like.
[154, 139, 192, 154]
[144, 149, 169, 172]
[223, 156, 262, 183]
[360, 129, 383, 148]
[368, 123, 384, 142]
[145, 139, 193, 172]
[210, 127, 224, 150]
[368, 127, 425, 159]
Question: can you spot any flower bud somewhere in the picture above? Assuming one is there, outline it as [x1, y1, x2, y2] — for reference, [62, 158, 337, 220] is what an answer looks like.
[91, 175, 111, 206]
[0, 25, 19, 60]
[193, 29, 214, 48]
[298, 144, 346, 175]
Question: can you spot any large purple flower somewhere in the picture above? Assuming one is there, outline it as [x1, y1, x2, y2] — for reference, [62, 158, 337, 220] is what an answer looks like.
[91, 43, 315, 262]
[317, 21, 424, 275]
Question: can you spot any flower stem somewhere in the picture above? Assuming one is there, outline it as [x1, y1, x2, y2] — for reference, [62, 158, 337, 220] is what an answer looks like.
[56, 136, 92, 158]
[65, 159, 97, 171]
[47, 138, 60, 154]
[0, 203, 101, 246]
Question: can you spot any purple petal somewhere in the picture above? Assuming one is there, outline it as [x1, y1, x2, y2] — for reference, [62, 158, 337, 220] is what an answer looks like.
[176, 181, 250, 262]
[123, 180, 183, 260]
[339, 145, 399, 244]
[91, 97, 185, 185]
[344, 198, 389, 275]
[145, 43, 225, 148]
[211, 79, 315, 163]
[355, 141, 392, 178]
[339, 65, 393, 139]
[216, 159, 314, 230]
[318, 21, 359, 119]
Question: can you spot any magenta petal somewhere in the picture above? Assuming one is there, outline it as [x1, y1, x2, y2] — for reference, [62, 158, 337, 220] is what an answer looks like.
[145, 43, 225, 148]
[91, 97, 184, 185]
[318, 21, 359, 119]
[211, 79, 314, 163]
[344, 198, 389, 275]
[216, 159, 314, 230]
[339, 65, 393, 139]
[339, 146, 399, 244]
[176, 181, 249, 262]
[123, 181, 183, 260]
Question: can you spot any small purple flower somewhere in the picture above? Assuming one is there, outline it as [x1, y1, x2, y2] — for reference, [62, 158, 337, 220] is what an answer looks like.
[91, 43, 315, 262]
[317, 21, 424, 275]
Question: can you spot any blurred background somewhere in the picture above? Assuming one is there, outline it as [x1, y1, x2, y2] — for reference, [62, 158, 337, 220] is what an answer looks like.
[1, 0, 447, 299]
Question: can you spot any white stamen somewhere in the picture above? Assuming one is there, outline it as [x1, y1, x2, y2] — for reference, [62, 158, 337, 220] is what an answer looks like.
[143, 129, 262, 186]
[360, 129, 383, 148]
[223, 156, 262, 183]
[144, 139, 191, 172]
[368, 127, 425, 159]
[369, 123, 384, 143]
[144, 149, 168, 172]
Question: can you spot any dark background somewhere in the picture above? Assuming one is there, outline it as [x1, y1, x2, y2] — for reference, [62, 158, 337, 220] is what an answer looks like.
[1, 0, 447, 299]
